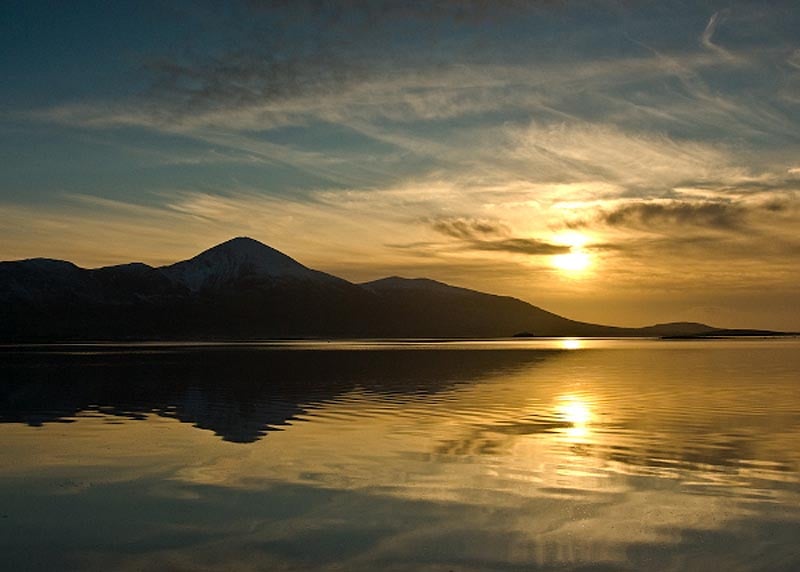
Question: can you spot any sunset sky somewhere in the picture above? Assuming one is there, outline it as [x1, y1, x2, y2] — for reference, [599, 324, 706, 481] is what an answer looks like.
[1, 1, 798, 330]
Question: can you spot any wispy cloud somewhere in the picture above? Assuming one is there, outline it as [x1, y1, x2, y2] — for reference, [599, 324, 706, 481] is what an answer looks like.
[591, 200, 747, 231]
[700, 10, 736, 61]
[468, 238, 570, 256]
[36, 52, 748, 130]
[428, 217, 510, 240]
[426, 216, 572, 256]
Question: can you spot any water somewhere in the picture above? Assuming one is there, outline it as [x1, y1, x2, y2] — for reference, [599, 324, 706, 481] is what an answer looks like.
[1, 339, 798, 571]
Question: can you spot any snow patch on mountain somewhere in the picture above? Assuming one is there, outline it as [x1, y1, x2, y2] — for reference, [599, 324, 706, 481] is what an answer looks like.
[160, 237, 338, 291]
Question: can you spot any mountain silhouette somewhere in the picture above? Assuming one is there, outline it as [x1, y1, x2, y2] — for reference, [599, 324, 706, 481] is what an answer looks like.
[0, 236, 721, 341]
[162, 237, 347, 291]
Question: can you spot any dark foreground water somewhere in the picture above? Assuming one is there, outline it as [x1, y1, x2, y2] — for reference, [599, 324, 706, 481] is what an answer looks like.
[0, 339, 799, 571]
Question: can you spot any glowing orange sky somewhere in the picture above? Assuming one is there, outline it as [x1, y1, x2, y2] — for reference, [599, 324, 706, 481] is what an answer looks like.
[1, 2, 798, 329]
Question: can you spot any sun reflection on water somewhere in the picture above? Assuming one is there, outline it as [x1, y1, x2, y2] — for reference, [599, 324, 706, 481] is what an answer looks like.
[560, 338, 582, 350]
[556, 395, 593, 439]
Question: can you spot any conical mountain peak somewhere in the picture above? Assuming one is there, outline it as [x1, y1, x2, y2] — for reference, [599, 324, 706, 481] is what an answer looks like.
[194, 236, 305, 266]
[161, 237, 318, 291]
[210, 236, 275, 251]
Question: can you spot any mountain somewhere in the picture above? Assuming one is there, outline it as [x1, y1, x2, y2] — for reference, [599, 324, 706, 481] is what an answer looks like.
[0, 236, 724, 341]
[160, 237, 344, 292]
[362, 276, 619, 337]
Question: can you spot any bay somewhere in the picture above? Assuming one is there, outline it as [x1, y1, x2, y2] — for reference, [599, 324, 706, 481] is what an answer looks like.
[1, 339, 798, 571]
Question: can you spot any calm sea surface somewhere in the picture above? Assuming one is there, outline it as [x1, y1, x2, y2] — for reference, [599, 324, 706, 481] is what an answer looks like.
[1, 339, 798, 571]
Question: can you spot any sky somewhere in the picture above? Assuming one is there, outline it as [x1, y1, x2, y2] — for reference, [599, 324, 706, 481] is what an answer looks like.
[1, 0, 798, 330]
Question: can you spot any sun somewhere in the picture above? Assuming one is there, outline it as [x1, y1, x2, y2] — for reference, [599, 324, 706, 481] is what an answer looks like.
[552, 251, 590, 272]
[551, 232, 592, 273]
[552, 231, 588, 249]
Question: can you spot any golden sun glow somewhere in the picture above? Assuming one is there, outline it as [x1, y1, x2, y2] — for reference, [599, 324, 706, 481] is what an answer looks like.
[551, 232, 592, 274]
[552, 251, 590, 272]
[552, 231, 588, 249]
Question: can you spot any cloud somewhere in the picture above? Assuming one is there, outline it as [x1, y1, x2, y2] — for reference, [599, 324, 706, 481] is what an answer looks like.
[25, 60, 652, 129]
[677, 175, 800, 197]
[788, 49, 800, 70]
[15, 0, 795, 170]
[598, 200, 746, 230]
[700, 10, 736, 61]
[141, 48, 370, 118]
[568, 192, 800, 233]
[428, 216, 570, 256]
[52, 2, 574, 133]
[501, 121, 737, 193]
[30, 44, 759, 140]
[428, 217, 510, 239]
[469, 237, 571, 255]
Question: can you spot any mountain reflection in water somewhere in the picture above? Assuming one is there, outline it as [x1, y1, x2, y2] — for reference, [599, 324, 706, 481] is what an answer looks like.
[1, 345, 563, 442]
[0, 339, 798, 571]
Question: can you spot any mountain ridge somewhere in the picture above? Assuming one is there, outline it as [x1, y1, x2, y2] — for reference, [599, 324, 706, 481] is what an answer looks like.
[0, 236, 767, 341]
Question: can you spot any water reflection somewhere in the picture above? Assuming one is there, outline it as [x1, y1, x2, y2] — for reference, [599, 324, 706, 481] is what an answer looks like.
[560, 338, 583, 350]
[555, 394, 593, 439]
[0, 340, 799, 571]
[0, 347, 561, 442]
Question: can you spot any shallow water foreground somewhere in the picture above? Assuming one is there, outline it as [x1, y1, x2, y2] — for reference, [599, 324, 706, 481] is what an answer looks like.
[1, 339, 799, 571]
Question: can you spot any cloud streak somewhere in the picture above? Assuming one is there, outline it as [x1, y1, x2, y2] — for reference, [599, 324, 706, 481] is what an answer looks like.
[700, 11, 735, 61]
[596, 201, 746, 231]
[469, 238, 571, 256]
[427, 216, 571, 256]
[428, 217, 510, 240]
